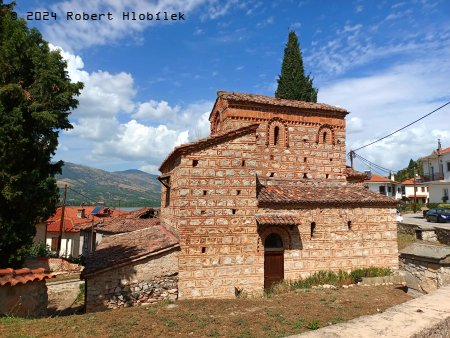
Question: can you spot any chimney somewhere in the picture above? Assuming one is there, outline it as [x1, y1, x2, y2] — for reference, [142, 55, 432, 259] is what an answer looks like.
[390, 172, 395, 181]
[438, 138, 442, 152]
[77, 208, 85, 219]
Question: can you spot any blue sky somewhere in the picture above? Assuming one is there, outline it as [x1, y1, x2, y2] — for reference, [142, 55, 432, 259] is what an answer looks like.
[14, 0, 450, 175]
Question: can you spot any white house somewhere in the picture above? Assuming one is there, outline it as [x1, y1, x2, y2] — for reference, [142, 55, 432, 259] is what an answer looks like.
[364, 172, 402, 200]
[421, 144, 450, 204]
[401, 177, 429, 204]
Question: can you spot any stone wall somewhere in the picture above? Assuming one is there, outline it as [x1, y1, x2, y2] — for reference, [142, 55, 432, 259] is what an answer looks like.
[25, 257, 82, 272]
[400, 257, 450, 293]
[435, 227, 450, 245]
[85, 248, 179, 312]
[259, 207, 399, 281]
[0, 281, 48, 318]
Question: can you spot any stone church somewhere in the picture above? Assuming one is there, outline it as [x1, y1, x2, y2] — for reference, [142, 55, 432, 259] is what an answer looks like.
[158, 91, 399, 299]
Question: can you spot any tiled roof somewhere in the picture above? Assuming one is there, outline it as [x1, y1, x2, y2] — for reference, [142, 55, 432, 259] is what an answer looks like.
[402, 177, 423, 185]
[364, 173, 398, 184]
[255, 214, 297, 225]
[258, 184, 398, 207]
[46, 206, 129, 232]
[96, 208, 160, 234]
[82, 225, 179, 278]
[159, 124, 259, 172]
[0, 268, 55, 286]
[438, 146, 450, 155]
[217, 91, 348, 114]
[407, 194, 428, 198]
[46, 206, 96, 232]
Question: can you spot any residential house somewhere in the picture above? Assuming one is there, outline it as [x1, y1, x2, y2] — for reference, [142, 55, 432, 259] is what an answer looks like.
[363, 172, 402, 200]
[401, 177, 429, 204]
[422, 144, 450, 203]
[45, 206, 127, 258]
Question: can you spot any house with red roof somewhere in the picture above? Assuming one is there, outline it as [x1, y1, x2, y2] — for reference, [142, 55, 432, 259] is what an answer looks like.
[45, 206, 128, 258]
[421, 143, 450, 203]
[363, 172, 402, 200]
[401, 177, 429, 204]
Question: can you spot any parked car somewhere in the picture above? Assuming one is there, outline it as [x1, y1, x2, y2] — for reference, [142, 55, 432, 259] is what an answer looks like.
[425, 208, 450, 223]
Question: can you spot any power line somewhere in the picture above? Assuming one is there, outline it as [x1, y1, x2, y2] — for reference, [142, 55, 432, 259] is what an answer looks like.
[353, 153, 395, 174]
[352, 99, 450, 152]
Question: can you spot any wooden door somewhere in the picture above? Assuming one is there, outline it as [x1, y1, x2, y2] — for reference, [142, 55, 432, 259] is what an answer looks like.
[264, 250, 284, 288]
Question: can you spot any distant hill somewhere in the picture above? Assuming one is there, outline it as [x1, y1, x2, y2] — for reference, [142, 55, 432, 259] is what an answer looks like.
[56, 162, 161, 207]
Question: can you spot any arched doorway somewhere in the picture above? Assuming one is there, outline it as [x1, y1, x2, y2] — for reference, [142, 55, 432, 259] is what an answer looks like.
[264, 233, 284, 288]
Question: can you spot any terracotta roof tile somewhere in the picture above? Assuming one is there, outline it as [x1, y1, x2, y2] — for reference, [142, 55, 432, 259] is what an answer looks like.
[364, 173, 399, 184]
[82, 225, 179, 277]
[438, 146, 450, 155]
[401, 177, 423, 185]
[217, 91, 348, 114]
[46, 206, 129, 233]
[0, 268, 55, 286]
[255, 214, 297, 225]
[97, 208, 160, 234]
[258, 184, 398, 207]
[159, 123, 259, 172]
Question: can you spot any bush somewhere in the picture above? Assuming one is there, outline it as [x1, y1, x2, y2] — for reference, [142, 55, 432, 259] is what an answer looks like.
[27, 242, 50, 258]
[427, 203, 440, 209]
[288, 267, 392, 290]
[438, 203, 450, 209]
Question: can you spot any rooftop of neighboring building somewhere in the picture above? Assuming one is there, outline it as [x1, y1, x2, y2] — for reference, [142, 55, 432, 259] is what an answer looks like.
[96, 207, 160, 234]
[46, 206, 129, 233]
[364, 173, 399, 184]
[81, 225, 179, 278]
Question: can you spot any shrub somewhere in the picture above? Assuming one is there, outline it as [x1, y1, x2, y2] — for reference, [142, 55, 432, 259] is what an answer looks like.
[350, 267, 391, 283]
[438, 203, 450, 209]
[27, 242, 50, 258]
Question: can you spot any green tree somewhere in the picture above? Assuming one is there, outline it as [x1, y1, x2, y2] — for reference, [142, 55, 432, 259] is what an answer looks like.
[275, 31, 318, 102]
[0, 1, 83, 267]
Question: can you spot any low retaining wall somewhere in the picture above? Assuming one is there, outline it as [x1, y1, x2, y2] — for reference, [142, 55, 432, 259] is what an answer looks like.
[25, 258, 82, 273]
[398, 222, 418, 235]
[99, 274, 178, 309]
[435, 228, 450, 245]
[0, 282, 48, 318]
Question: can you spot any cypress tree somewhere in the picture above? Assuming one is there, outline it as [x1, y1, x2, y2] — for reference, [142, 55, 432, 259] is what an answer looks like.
[275, 31, 318, 102]
[0, 1, 83, 267]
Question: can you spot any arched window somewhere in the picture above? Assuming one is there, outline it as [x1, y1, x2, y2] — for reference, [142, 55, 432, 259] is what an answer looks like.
[274, 126, 280, 146]
[323, 132, 327, 143]
[264, 233, 283, 249]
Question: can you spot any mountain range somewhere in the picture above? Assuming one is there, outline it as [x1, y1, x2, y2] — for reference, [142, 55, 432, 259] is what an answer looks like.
[56, 162, 161, 207]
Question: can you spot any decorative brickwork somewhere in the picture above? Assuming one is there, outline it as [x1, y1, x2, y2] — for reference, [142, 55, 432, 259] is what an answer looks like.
[159, 91, 399, 298]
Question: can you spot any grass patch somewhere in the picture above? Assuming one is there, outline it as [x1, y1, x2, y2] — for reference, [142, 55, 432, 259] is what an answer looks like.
[397, 232, 417, 250]
[306, 319, 321, 330]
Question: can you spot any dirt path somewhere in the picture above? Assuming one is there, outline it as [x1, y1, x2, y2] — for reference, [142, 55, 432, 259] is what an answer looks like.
[47, 280, 84, 316]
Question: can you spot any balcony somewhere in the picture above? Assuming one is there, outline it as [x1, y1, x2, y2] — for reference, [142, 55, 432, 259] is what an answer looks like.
[423, 173, 445, 182]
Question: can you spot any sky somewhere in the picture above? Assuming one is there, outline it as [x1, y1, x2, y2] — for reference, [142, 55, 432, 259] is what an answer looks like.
[13, 0, 450, 176]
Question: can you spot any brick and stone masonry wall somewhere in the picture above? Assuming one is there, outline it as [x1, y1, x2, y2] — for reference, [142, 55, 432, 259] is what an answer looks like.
[85, 249, 179, 312]
[400, 257, 450, 294]
[0, 281, 48, 318]
[256, 207, 398, 282]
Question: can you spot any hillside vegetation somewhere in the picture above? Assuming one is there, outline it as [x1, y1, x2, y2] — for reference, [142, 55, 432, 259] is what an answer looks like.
[56, 163, 161, 207]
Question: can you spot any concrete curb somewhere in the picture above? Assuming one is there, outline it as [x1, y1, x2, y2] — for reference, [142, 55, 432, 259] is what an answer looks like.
[286, 285, 450, 338]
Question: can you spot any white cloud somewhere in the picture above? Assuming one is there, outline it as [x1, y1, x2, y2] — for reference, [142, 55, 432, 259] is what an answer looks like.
[93, 120, 189, 163]
[51, 44, 136, 118]
[134, 100, 181, 120]
[42, 0, 241, 50]
[320, 51, 450, 171]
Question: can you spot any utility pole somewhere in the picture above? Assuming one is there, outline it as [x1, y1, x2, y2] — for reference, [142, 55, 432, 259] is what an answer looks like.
[57, 184, 68, 255]
[413, 167, 417, 213]
[350, 150, 355, 168]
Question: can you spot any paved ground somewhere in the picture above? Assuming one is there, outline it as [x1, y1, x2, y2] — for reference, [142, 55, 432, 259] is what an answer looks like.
[402, 212, 450, 230]
[288, 285, 450, 338]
